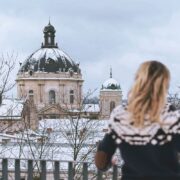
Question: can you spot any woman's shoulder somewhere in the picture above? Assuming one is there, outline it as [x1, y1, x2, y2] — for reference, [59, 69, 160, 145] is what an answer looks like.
[110, 104, 129, 121]
[108, 105, 137, 145]
[160, 103, 180, 133]
[107, 103, 180, 146]
[109, 103, 180, 129]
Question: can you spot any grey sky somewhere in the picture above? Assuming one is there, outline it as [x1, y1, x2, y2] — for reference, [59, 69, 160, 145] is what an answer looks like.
[0, 0, 180, 97]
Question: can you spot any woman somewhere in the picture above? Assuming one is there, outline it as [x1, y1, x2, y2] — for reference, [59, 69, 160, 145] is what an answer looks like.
[95, 61, 180, 180]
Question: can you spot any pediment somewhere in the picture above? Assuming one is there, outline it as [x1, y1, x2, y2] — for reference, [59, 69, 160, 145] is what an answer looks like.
[38, 104, 64, 115]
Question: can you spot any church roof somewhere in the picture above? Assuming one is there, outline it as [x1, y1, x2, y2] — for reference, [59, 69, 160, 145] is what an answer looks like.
[43, 22, 56, 33]
[102, 78, 121, 90]
[19, 48, 80, 73]
[101, 68, 121, 90]
[19, 23, 80, 73]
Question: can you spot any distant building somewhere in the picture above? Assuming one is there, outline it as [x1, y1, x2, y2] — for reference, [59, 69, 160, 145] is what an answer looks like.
[100, 68, 122, 119]
[16, 22, 83, 121]
[1, 22, 123, 132]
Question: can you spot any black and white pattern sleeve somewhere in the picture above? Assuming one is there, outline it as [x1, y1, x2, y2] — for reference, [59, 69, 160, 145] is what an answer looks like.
[161, 104, 180, 150]
[97, 132, 117, 155]
[95, 127, 117, 171]
[161, 104, 180, 134]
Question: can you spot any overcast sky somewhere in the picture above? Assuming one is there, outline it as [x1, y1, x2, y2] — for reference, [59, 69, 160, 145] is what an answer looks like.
[0, 0, 180, 98]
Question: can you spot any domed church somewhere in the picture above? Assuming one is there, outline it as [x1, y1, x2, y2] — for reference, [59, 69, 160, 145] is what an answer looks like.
[100, 68, 122, 119]
[16, 22, 122, 125]
[16, 22, 83, 120]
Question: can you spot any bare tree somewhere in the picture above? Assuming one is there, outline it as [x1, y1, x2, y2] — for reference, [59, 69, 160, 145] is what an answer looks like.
[168, 92, 180, 109]
[45, 90, 102, 179]
[0, 53, 18, 134]
[0, 53, 16, 104]
[16, 89, 103, 179]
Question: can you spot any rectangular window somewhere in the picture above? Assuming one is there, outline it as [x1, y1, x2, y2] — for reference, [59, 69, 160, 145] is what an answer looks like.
[70, 90, 74, 104]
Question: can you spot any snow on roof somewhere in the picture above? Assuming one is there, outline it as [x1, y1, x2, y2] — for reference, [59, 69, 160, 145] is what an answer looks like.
[83, 104, 100, 112]
[0, 133, 19, 139]
[39, 118, 108, 144]
[39, 118, 108, 131]
[30, 48, 74, 65]
[100, 89, 121, 92]
[68, 104, 100, 113]
[102, 78, 119, 88]
[0, 119, 110, 163]
[0, 133, 31, 141]
[0, 99, 24, 119]
[19, 47, 80, 73]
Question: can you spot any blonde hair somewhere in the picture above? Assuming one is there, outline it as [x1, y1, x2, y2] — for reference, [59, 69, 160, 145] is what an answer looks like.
[127, 61, 170, 127]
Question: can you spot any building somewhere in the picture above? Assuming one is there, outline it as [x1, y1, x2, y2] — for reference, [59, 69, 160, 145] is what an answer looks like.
[0, 22, 122, 132]
[100, 68, 122, 119]
[16, 22, 83, 121]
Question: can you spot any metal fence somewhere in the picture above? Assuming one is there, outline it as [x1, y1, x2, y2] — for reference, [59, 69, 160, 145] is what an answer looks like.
[0, 158, 121, 180]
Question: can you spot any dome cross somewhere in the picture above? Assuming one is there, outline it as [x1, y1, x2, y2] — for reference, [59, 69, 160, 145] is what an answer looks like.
[110, 66, 112, 78]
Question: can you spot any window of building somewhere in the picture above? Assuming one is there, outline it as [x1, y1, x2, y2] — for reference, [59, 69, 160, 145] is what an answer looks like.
[19, 84, 24, 98]
[70, 90, 74, 104]
[110, 101, 115, 112]
[29, 70, 33, 76]
[48, 36, 51, 44]
[29, 90, 34, 101]
[39, 84, 43, 103]
[49, 115, 57, 119]
[2, 139, 10, 144]
[49, 90, 56, 104]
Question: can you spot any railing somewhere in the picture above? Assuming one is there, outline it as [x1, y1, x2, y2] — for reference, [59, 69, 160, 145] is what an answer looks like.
[0, 158, 121, 180]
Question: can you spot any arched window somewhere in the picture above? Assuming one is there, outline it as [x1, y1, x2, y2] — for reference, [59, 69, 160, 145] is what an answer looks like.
[29, 90, 34, 101]
[110, 101, 115, 112]
[48, 36, 51, 44]
[49, 90, 56, 104]
[70, 90, 74, 104]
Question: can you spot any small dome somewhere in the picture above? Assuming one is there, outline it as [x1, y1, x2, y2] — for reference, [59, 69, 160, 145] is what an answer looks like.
[43, 22, 56, 33]
[102, 78, 120, 90]
[19, 48, 80, 73]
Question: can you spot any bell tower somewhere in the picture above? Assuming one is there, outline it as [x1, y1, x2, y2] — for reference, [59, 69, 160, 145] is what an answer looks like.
[100, 68, 122, 119]
[42, 21, 58, 48]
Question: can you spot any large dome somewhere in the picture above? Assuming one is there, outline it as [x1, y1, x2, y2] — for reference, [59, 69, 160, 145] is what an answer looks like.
[19, 22, 80, 73]
[19, 48, 79, 73]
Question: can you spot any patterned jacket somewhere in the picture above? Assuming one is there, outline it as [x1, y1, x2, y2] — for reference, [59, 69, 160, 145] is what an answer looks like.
[95, 103, 180, 180]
